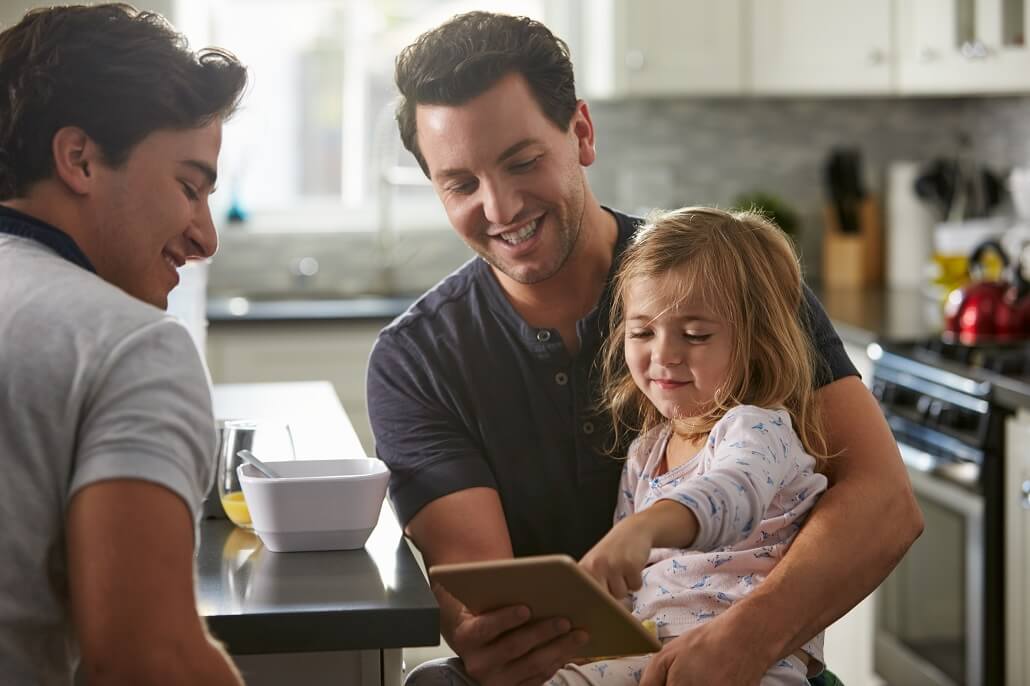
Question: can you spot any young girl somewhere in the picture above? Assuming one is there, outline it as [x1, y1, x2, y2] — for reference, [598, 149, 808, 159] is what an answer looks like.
[549, 207, 831, 686]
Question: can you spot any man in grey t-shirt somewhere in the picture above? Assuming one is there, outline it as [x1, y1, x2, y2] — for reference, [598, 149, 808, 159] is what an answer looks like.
[0, 6, 247, 685]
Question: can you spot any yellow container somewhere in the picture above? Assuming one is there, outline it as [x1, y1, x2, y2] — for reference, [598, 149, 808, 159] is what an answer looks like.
[220, 491, 252, 529]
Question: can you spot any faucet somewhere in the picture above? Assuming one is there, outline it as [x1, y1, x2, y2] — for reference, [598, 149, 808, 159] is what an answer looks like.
[373, 100, 430, 295]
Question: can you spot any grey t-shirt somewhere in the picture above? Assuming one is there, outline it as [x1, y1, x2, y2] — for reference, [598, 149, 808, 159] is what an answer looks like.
[367, 208, 857, 560]
[0, 234, 216, 686]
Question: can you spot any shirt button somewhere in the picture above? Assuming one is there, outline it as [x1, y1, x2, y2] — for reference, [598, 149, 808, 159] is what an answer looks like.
[555, 372, 569, 386]
[536, 330, 552, 342]
[583, 421, 595, 434]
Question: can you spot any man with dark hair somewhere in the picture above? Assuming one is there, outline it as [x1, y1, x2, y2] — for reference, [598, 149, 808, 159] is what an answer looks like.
[0, 4, 247, 684]
[369, 11, 922, 686]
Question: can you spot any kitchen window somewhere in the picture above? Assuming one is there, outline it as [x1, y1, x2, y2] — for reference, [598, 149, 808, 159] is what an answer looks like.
[174, 0, 570, 232]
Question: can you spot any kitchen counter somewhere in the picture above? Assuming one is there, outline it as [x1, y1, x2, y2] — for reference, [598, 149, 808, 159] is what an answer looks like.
[196, 510, 438, 655]
[207, 295, 415, 323]
[813, 286, 941, 346]
[201, 382, 439, 683]
[209, 286, 937, 340]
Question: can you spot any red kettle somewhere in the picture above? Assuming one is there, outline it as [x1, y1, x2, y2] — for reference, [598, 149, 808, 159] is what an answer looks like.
[943, 239, 1019, 344]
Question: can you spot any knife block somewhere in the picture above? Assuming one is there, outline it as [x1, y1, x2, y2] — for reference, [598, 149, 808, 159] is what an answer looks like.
[821, 195, 883, 289]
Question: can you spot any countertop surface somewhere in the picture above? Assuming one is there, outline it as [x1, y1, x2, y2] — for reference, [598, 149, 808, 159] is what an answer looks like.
[207, 295, 415, 323]
[812, 286, 941, 347]
[199, 381, 439, 655]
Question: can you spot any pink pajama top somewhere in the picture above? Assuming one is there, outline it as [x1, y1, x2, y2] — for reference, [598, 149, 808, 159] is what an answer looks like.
[617, 405, 828, 668]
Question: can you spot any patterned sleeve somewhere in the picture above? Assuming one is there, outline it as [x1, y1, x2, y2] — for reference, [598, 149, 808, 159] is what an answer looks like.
[657, 406, 807, 552]
[613, 436, 649, 524]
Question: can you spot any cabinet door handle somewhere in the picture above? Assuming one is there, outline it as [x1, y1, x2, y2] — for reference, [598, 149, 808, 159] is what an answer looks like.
[1022, 480, 1030, 510]
[625, 49, 645, 71]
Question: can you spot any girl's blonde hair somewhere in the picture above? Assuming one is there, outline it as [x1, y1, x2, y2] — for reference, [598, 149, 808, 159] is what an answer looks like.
[599, 206, 831, 466]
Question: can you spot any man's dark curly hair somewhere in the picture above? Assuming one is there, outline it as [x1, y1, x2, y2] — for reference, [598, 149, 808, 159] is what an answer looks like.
[0, 3, 248, 200]
[394, 11, 577, 177]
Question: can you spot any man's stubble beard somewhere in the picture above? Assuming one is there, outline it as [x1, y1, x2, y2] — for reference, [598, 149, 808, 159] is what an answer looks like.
[482, 173, 587, 286]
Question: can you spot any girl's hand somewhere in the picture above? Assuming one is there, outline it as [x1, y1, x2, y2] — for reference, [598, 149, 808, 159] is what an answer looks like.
[579, 514, 654, 599]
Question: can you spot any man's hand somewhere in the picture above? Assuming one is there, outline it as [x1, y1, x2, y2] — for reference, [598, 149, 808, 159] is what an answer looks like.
[407, 488, 589, 685]
[443, 592, 588, 685]
[639, 614, 768, 686]
[579, 516, 653, 599]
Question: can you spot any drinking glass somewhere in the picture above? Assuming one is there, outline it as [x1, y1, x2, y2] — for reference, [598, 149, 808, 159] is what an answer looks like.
[215, 419, 296, 529]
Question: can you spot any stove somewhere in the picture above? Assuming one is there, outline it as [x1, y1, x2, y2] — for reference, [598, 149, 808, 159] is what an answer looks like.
[870, 338, 1023, 686]
[921, 338, 1030, 380]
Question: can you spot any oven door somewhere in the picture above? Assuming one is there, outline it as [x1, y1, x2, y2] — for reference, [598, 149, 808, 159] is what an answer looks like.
[875, 443, 984, 686]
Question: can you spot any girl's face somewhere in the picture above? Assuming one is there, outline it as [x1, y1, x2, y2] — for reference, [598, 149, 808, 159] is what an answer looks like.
[623, 275, 733, 420]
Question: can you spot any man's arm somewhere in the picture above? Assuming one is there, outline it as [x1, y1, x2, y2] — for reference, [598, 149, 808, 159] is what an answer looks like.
[407, 487, 587, 686]
[640, 376, 923, 685]
[67, 479, 242, 686]
[726, 377, 922, 659]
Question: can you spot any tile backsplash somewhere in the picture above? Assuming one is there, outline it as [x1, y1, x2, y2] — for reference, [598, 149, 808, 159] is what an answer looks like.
[586, 95, 1030, 274]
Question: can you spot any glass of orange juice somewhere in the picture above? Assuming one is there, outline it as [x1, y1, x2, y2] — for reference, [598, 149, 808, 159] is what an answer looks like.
[215, 419, 295, 529]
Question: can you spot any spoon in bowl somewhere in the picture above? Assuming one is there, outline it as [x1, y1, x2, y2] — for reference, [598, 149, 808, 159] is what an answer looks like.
[236, 449, 282, 479]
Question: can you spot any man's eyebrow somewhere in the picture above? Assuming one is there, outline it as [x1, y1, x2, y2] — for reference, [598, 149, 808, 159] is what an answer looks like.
[180, 160, 217, 189]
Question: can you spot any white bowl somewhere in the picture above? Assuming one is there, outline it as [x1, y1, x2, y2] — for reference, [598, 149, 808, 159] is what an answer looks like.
[237, 458, 389, 552]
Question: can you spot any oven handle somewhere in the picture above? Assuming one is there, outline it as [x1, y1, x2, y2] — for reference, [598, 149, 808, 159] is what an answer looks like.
[898, 443, 984, 517]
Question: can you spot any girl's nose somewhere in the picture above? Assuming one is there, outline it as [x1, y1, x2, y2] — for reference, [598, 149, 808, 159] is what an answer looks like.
[653, 335, 684, 366]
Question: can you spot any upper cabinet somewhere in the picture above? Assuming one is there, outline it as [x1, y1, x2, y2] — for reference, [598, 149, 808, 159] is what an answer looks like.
[897, 0, 1030, 94]
[578, 0, 1030, 98]
[750, 0, 893, 95]
[581, 0, 743, 97]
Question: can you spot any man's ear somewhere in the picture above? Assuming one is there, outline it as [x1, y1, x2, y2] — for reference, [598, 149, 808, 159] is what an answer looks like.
[571, 100, 596, 168]
[51, 127, 100, 195]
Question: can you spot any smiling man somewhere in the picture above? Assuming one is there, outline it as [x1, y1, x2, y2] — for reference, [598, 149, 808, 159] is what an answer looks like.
[368, 11, 922, 686]
[0, 5, 247, 685]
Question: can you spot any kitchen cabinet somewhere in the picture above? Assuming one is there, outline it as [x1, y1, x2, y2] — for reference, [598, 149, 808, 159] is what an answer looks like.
[897, 0, 1030, 94]
[579, 0, 1030, 98]
[581, 0, 743, 97]
[750, 0, 893, 95]
[206, 321, 386, 455]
